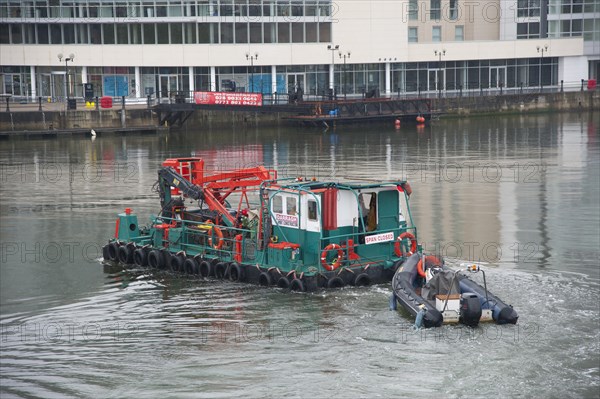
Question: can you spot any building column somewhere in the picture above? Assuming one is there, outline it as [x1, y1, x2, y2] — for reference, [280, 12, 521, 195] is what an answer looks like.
[385, 62, 391, 96]
[188, 66, 194, 98]
[30, 66, 36, 100]
[271, 65, 277, 94]
[134, 66, 141, 98]
[81, 66, 87, 84]
[210, 66, 216, 91]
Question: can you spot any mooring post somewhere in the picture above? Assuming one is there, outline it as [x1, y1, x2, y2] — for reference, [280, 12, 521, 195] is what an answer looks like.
[5, 97, 9, 112]
[581, 79, 585, 91]
[560, 80, 564, 92]
[520, 82, 523, 94]
[38, 96, 42, 111]
[121, 95, 126, 127]
[95, 96, 99, 110]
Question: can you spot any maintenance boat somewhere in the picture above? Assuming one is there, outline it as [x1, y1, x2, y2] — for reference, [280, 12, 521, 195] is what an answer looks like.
[102, 157, 421, 291]
[390, 254, 518, 328]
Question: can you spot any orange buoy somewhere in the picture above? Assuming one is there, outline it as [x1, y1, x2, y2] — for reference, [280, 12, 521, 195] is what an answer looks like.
[394, 119, 401, 128]
[416, 116, 425, 124]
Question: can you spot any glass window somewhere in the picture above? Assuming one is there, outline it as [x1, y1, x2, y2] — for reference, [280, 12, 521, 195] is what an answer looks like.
[221, 23, 234, 43]
[116, 24, 128, 44]
[199, 23, 217, 43]
[143, 23, 155, 44]
[235, 22, 248, 43]
[432, 26, 441, 42]
[430, 0, 441, 20]
[308, 200, 318, 221]
[286, 197, 297, 215]
[408, 27, 418, 43]
[409, 0, 418, 20]
[9, 24, 22, 44]
[0, 24, 8, 44]
[103, 24, 115, 44]
[184, 23, 196, 43]
[292, 22, 303, 42]
[130, 24, 141, 44]
[273, 195, 283, 213]
[249, 22, 262, 43]
[90, 24, 101, 44]
[172, 23, 183, 44]
[278, 22, 290, 42]
[306, 22, 317, 42]
[264, 22, 275, 43]
[455, 25, 464, 41]
[50, 24, 61, 44]
[449, 0, 458, 19]
[156, 23, 169, 44]
[318, 22, 330, 42]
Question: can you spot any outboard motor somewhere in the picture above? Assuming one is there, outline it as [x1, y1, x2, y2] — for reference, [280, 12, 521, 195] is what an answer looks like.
[459, 292, 482, 327]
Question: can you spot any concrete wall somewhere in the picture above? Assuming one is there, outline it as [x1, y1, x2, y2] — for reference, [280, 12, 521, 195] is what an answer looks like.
[0, 108, 155, 132]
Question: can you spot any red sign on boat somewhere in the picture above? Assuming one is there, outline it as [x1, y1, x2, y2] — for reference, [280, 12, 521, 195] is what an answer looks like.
[194, 91, 263, 106]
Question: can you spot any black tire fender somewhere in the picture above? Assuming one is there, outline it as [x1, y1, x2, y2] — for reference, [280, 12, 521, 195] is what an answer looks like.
[133, 248, 148, 267]
[290, 278, 306, 292]
[353, 273, 371, 287]
[327, 276, 345, 289]
[277, 276, 290, 289]
[258, 272, 272, 286]
[108, 242, 120, 261]
[228, 262, 243, 282]
[215, 262, 227, 279]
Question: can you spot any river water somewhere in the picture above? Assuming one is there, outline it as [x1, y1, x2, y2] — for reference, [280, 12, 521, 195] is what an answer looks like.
[1, 113, 598, 398]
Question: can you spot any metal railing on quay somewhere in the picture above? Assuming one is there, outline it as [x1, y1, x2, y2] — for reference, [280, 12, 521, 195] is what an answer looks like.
[1, 79, 596, 112]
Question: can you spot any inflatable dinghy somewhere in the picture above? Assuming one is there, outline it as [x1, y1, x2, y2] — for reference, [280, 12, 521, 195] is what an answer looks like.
[391, 253, 518, 328]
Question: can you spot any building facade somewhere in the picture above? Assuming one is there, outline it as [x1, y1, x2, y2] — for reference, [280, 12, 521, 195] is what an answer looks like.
[0, 0, 598, 101]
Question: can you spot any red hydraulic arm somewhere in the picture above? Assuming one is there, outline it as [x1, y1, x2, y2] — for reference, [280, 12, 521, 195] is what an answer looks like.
[162, 157, 276, 227]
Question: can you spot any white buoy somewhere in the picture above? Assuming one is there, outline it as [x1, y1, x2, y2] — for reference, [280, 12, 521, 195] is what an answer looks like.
[91, 129, 96, 136]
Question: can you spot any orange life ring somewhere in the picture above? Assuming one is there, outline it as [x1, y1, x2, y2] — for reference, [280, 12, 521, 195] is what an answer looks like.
[417, 255, 442, 278]
[394, 232, 417, 257]
[320, 243, 344, 271]
[205, 221, 224, 250]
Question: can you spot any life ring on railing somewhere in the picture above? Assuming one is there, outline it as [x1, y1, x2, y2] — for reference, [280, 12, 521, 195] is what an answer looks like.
[206, 221, 224, 250]
[320, 243, 344, 271]
[417, 255, 442, 278]
[394, 232, 417, 257]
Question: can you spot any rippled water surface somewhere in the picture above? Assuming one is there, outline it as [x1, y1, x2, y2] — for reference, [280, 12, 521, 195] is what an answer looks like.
[1, 113, 599, 398]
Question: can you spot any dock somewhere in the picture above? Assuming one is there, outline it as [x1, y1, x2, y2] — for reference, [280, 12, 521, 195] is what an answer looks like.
[0, 125, 167, 139]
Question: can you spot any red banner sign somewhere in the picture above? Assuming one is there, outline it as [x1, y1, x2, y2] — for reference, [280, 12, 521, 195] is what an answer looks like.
[194, 91, 262, 106]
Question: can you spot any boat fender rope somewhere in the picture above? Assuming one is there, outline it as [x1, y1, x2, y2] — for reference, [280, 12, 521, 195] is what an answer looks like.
[299, 272, 304, 280]
[287, 270, 295, 278]
[364, 264, 370, 270]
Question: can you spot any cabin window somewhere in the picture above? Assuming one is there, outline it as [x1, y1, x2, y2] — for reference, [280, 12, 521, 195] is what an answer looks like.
[286, 197, 297, 215]
[273, 195, 282, 213]
[308, 200, 318, 221]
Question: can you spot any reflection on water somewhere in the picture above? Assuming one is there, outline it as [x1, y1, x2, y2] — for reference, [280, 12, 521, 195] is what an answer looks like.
[0, 112, 598, 398]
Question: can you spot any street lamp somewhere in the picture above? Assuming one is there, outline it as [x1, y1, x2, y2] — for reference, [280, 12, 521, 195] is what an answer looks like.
[338, 51, 351, 99]
[537, 45, 548, 92]
[246, 52, 258, 93]
[327, 44, 339, 95]
[58, 53, 75, 104]
[434, 49, 445, 98]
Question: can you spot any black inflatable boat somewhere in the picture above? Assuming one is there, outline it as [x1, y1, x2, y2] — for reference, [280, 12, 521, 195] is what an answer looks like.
[390, 253, 518, 328]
